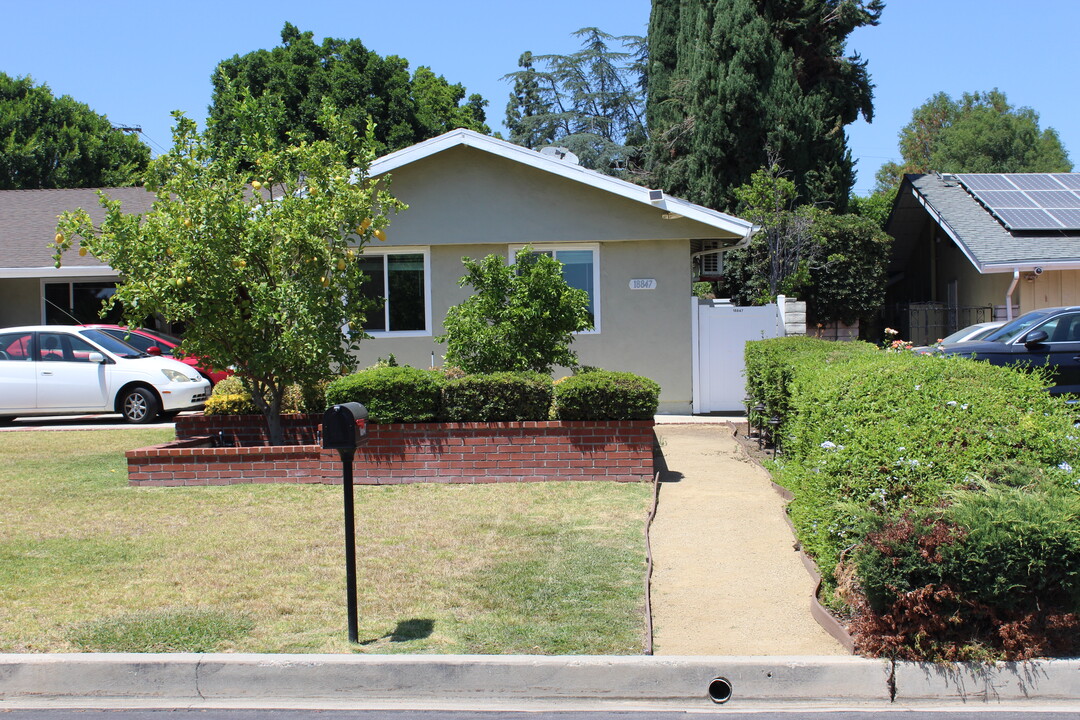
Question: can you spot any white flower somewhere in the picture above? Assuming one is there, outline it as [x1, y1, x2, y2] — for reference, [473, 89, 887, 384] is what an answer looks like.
[946, 401, 958, 407]
[820, 441, 837, 450]
[1059, 461, 1073, 473]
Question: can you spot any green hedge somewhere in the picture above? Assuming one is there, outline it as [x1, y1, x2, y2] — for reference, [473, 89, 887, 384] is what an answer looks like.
[324, 366, 444, 423]
[745, 337, 1080, 660]
[440, 372, 553, 422]
[553, 370, 660, 420]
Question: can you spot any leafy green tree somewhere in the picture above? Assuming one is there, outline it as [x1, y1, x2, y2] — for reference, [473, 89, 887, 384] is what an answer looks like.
[721, 163, 815, 305]
[848, 187, 896, 230]
[54, 95, 405, 445]
[723, 164, 891, 325]
[645, 0, 882, 212]
[208, 22, 490, 156]
[801, 210, 891, 325]
[437, 247, 592, 374]
[875, 89, 1072, 190]
[503, 28, 647, 176]
[0, 72, 150, 189]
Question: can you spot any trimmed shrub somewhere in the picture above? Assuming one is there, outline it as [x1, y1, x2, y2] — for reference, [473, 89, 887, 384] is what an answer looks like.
[208, 375, 316, 415]
[441, 372, 553, 422]
[325, 366, 444, 423]
[203, 393, 257, 416]
[553, 370, 659, 420]
[744, 336, 1080, 659]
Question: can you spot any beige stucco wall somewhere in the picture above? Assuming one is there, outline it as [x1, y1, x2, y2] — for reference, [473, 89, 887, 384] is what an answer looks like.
[1019, 270, 1080, 311]
[376, 146, 741, 247]
[351, 239, 694, 414]
[0, 279, 39, 326]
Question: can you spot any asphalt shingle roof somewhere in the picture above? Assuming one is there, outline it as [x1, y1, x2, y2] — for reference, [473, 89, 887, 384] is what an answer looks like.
[0, 186, 154, 270]
[897, 173, 1080, 270]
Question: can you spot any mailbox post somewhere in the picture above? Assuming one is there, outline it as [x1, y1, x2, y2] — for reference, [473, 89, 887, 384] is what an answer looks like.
[322, 402, 369, 644]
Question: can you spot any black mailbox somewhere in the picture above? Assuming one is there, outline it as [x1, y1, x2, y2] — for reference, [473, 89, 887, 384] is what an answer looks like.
[322, 402, 369, 450]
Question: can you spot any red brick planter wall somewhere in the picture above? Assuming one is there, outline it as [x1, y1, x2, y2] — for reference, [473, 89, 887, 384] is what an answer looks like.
[128, 416, 656, 487]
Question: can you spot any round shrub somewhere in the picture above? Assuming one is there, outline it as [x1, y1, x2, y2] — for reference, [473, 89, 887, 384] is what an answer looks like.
[203, 393, 257, 415]
[441, 372, 553, 422]
[325, 366, 443, 423]
[553, 370, 659, 420]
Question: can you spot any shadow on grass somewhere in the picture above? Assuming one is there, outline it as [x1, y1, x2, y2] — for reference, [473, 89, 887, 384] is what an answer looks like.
[359, 618, 435, 645]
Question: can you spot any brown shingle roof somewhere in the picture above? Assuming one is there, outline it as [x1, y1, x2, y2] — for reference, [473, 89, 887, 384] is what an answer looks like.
[0, 187, 155, 271]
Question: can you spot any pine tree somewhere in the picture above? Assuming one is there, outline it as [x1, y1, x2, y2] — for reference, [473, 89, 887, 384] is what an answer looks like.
[645, 0, 882, 213]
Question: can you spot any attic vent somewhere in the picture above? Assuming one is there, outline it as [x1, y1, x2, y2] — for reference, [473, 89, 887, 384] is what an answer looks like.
[939, 173, 958, 186]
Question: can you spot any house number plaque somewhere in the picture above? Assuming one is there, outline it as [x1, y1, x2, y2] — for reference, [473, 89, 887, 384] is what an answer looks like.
[629, 278, 657, 290]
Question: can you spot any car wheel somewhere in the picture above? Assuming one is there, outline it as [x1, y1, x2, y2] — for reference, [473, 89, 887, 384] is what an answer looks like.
[120, 387, 160, 424]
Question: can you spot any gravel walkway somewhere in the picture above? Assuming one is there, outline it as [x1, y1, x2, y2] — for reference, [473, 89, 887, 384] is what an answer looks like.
[649, 422, 848, 656]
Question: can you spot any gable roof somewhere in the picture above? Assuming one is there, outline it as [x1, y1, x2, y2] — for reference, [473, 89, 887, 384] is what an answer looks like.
[0, 186, 155, 278]
[370, 128, 757, 243]
[889, 173, 1080, 274]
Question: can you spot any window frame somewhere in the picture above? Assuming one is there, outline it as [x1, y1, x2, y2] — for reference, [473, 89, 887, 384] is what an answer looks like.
[355, 246, 432, 337]
[508, 243, 601, 334]
[40, 277, 122, 325]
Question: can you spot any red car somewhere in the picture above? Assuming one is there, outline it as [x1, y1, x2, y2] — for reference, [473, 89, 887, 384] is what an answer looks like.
[81, 325, 231, 386]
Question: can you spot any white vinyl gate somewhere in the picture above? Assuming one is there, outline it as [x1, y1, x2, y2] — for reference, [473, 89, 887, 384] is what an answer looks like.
[691, 299, 783, 413]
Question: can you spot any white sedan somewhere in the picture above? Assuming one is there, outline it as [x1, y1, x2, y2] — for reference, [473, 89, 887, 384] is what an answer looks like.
[0, 325, 211, 424]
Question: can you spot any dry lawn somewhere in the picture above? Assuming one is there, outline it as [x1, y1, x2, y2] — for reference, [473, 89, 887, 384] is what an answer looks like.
[0, 430, 650, 654]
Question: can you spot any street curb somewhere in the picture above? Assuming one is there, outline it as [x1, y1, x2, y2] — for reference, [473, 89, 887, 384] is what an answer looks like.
[3, 654, 1079, 707]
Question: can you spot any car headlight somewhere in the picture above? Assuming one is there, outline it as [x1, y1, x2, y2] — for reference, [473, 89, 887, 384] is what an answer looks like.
[162, 368, 195, 383]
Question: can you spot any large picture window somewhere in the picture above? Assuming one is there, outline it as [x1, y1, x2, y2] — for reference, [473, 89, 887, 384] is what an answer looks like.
[42, 280, 123, 325]
[357, 249, 430, 335]
[510, 244, 600, 333]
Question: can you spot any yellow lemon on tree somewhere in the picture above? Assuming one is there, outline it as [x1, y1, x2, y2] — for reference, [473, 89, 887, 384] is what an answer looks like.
[336, 259, 346, 271]
[358, 218, 371, 232]
[374, 229, 387, 242]
[78, 247, 87, 257]
[183, 218, 193, 228]
[54, 232, 64, 245]
[252, 180, 262, 190]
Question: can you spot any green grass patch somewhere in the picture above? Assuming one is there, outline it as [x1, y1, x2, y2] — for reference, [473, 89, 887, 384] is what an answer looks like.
[69, 606, 255, 652]
[0, 430, 650, 654]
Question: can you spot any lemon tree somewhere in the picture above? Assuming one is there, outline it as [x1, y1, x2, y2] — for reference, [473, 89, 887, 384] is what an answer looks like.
[53, 95, 405, 444]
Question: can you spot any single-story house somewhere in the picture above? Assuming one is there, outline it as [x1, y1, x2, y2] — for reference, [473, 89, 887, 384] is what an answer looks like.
[0, 129, 758, 413]
[886, 172, 1080, 345]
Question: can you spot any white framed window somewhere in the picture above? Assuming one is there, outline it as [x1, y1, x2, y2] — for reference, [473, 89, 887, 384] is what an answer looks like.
[356, 247, 431, 336]
[509, 243, 600, 334]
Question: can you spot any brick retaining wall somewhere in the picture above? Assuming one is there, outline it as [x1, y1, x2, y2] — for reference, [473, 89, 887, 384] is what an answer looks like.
[128, 416, 656, 486]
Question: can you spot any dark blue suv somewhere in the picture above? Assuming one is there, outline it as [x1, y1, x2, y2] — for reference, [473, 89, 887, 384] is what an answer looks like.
[935, 306, 1080, 395]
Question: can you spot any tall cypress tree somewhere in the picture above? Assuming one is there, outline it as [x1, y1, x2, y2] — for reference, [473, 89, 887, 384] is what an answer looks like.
[645, 0, 882, 213]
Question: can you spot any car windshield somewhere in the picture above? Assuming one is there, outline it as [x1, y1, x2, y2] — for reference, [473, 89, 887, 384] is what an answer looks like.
[982, 310, 1055, 343]
[78, 328, 145, 358]
[135, 328, 182, 346]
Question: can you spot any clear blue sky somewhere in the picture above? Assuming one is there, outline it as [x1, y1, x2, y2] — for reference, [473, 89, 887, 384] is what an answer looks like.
[4, 1, 1077, 197]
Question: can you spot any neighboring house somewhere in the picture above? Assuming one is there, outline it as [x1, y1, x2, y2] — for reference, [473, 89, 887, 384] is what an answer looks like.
[0, 130, 758, 413]
[886, 172, 1080, 345]
[0, 187, 154, 328]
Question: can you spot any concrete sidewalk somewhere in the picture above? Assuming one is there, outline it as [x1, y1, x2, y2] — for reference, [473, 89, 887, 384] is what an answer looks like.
[649, 422, 846, 656]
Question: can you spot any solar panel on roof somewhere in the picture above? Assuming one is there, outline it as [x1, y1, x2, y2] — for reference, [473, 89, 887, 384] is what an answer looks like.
[993, 207, 1063, 230]
[1053, 174, 1080, 190]
[1004, 174, 1066, 190]
[1049, 209, 1080, 227]
[1024, 190, 1080, 208]
[954, 173, 1080, 230]
[975, 190, 1037, 208]
[955, 174, 1014, 191]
